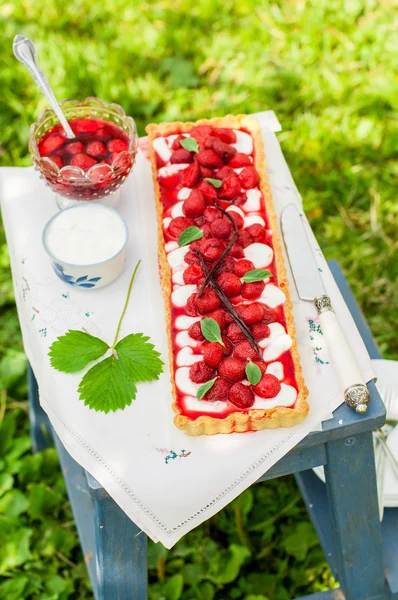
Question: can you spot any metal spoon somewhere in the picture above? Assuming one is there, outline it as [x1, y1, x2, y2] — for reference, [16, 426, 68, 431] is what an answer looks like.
[13, 35, 75, 139]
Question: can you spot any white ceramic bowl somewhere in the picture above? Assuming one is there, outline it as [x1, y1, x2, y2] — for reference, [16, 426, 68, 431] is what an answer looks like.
[42, 203, 129, 289]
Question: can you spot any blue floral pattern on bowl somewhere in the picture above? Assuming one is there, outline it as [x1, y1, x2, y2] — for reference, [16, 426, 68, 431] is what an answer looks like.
[52, 262, 101, 288]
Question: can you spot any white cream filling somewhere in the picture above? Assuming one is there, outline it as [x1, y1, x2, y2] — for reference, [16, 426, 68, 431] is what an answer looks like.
[177, 187, 191, 200]
[175, 315, 201, 330]
[262, 334, 293, 362]
[165, 134, 179, 147]
[232, 129, 253, 154]
[172, 266, 186, 285]
[253, 384, 297, 409]
[266, 361, 284, 381]
[226, 205, 245, 218]
[175, 331, 199, 349]
[234, 167, 244, 174]
[176, 347, 202, 367]
[176, 367, 201, 396]
[153, 137, 172, 162]
[242, 189, 262, 212]
[158, 163, 189, 178]
[244, 215, 265, 227]
[165, 241, 178, 253]
[258, 322, 286, 348]
[171, 201, 185, 218]
[183, 396, 228, 413]
[171, 284, 197, 307]
[260, 284, 286, 308]
[167, 246, 189, 268]
[244, 243, 273, 268]
[163, 217, 172, 229]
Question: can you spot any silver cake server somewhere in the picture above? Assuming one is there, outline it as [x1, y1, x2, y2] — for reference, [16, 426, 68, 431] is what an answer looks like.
[281, 203, 369, 413]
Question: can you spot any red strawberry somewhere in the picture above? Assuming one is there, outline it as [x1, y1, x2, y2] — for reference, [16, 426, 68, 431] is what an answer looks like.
[39, 134, 64, 156]
[227, 211, 244, 230]
[233, 340, 259, 361]
[197, 149, 223, 168]
[49, 155, 64, 169]
[172, 135, 184, 150]
[168, 216, 194, 239]
[108, 139, 129, 153]
[236, 303, 265, 325]
[229, 382, 255, 408]
[242, 281, 265, 300]
[199, 166, 214, 179]
[219, 358, 246, 382]
[189, 361, 216, 383]
[190, 240, 202, 253]
[233, 194, 247, 207]
[213, 128, 237, 144]
[195, 290, 221, 314]
[246, 224, 266, 243]
[204, 136, 219, 149]
[239, 166, 259, 189]
[210, 217, 233, 239]
[216, 166, 234, 180]
[225, 312, 234, 324]
[170, 148, 193, 164]
[252, 360, 267, 374]
[182, 161, 200, 187]
[196, 180, 218, 203]
[258, 304, 278, 324]
[184, 251, 200, 265]
[190, 125, 213, 144]
[203, 377, 231, 401]
[212, 139, 236, 162]
[186, 293, 199, 316]
[70, 153, 97, 171]
[226, 322, 246, 344]
[207, 309, 227, 330]
[74, 118, 100, 134]
[253, 374, 281, 398]
[214, 256, 235, 277]
[238, 230, 253, 248]
[251, 322, 270, 340]
[200, 237, 225, 262]
[65, 141, 85, 155]
[183, 190, 206, 219]
[234, 259, 255, 277]
[200, 223, 212, 236]
[183, 264, 204, 284]
[203, 206, 222, 223]
[188, 321, 205, 341]
[228, 152, 252, 168]
[219, 173, 241, 200]
[107, 152, 120, 165]
[229, 243, 244, 258]
[217, 273, 242, 298]
[202, 342, 224, 368]
[86, 141, 107, 158]
[221, 335, 233, 356]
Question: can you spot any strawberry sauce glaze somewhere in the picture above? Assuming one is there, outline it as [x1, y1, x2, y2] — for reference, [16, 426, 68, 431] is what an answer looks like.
[152, 126, 298, 420]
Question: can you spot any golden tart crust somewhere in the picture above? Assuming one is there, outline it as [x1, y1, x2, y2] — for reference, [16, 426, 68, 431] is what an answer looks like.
[146, 115, 309, 435]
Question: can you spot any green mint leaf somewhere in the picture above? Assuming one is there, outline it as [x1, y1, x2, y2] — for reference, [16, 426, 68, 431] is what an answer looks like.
[197, 377, 217, 400]
[245, 361, 262, 385]
[78, 355, 137, 413]
[49, 331, 109, 373]
[115, 333, 164, 382]
[180, 137, 199, 153]
[178, 226, 204, 247]
[204, 177, 222, 188]
[241, 269, 272, 283]
[200, 318, 225, 346]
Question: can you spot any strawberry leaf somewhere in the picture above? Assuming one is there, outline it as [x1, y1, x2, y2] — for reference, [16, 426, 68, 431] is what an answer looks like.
[178, 226, 204, 247]
[49, 331, 109, 373]
[197, 377, 217, 400]
[180, 137, 199, 153]
[78, 355, 137, 413]
[115, 333, 164, 382]
[241, 269, 272, 283]
[245, 361, 262, 385]
[204, 177, 222, 188]
[200, 318, 225, 346]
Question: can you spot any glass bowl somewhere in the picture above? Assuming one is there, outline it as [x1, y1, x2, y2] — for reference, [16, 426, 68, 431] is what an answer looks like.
[29, 97, 138, 209]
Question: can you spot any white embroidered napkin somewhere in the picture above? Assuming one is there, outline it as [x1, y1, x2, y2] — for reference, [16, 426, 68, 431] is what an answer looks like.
[0, 112, 374, 547]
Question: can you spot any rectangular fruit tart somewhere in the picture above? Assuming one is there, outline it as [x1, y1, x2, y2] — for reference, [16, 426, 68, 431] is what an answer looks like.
[146, 115, 309, 435]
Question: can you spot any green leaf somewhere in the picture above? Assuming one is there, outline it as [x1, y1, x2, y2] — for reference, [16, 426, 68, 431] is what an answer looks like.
[49, 330, 109, 373]
[0, 415, 16, 457]
[0, 523, 32, 574]
[0, 473, 13, 497]
[164, 573, 184, 600]
[241, 269, 272, 283]
[200, 318, 225, 346]
[0, 490, 29, 516]
[209, 544, 251, 585]
[0, 576, 29, 600]
[0, 349, 26, 389]
[197, 377, 217, 400]
[28, 483, 60, 519]
[180, 137, 199, 153]
[204, 177, 222, 188]
[245, 362, 262, 385]
[78, 355, 137, 413]
[178, 226, 204, 247]
[115, 333, 164, 382]
[281, 521, 319, 561]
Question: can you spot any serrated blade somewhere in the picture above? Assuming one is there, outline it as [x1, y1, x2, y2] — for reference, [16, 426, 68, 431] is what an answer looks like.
[281, 204, 325, 302]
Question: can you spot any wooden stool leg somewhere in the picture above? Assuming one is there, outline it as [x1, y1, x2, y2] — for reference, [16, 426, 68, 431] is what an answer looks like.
[324, 431, 386, 600]
[92, 489, 148, 600]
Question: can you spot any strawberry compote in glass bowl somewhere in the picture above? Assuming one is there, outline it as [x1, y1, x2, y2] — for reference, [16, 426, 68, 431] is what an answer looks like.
[29, 97, 138, 210]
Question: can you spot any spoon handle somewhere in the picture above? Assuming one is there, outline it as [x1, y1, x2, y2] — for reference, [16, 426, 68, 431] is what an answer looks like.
[13, 35, 75, 139]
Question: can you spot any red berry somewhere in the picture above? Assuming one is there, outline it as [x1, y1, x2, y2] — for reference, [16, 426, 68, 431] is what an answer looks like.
[195, 290, 221, 314]
[74, 118, 100, 134]
[172, 135, 184, 150]
[200, 237, 225, 262]
[212, 139, 236, 162]
[190, 240, 202, 253]
[252, 360, 267, 374]
[242, 281, 265, 300]
[183, 264, 204, 284]
[190, 125, 213, 144]
[200, 223, 212, 236]
[216, 166, 234, 180]
[196, 180, 218, 203]
[203, 377, 231, 401]
[246, 224, 266, 243]
[182, 161, 200, 187]
[239, 166, 260, 189]
[214, 256, 235, 277]
[188, 321, 205, 341]
[236, 303, 265, 325]
[219, 358, 246, 382]
[210, 217, 233, 239]
[219, 173, 241, 200]
[170, 148, 193, 164]
[213, 128, 237, 144]
[226, 322, 246, 344]
[217, 273, 242, 298]
[229, 382, 255, 408]
[258, 304, 278, 324]
[168, 216, 194, 239]
[108, 139, 129, 153]
[186, 293, 199, 316]
[39, 134, 65, 156]
[197, 149, 223, 168]
[70, 153, 97, 171]
[238, 229, 253, 248]
[199, 166, 214, 179]
[234, 259, 255, 277]
[207, 309, 227, 330]
[202, 342, 224, 368]
[86, 141, 106, 158]
[49, 155, 64, 168]
[203, 206, 222, 223]
[233, 340, 259, 362]
[253, 374, 281, 398]
[184, 250, 200, 265]
[228, 152, 252, 168]
[183, 190, 206, 219]
[189, 361, 216, 383]
[251, 322, 271, 340]
[65, 141, 85, 155]
[204, 136, 219, 149]
[229, 243, 244, 258]
[233, 194, 247, 207]
[227, 211, 244, 229]
[221, 335, 233, 356]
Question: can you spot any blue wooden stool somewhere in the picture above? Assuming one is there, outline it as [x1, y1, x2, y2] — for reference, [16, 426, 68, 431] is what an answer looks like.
[27, 261, 398, 600]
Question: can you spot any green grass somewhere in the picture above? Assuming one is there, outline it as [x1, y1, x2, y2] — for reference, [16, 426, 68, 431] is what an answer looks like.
[0, 0, 396, 598]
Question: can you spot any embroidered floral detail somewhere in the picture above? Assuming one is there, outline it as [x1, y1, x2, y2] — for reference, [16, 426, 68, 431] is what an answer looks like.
[52, 262, 101, 288]
[39, 328, 47, 338]
[161, 449, 192, 464]
[307, 317, 330, 366]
